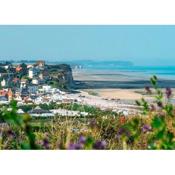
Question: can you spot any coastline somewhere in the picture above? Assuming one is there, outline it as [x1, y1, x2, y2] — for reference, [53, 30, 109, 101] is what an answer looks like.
[72, 69, 175, 102]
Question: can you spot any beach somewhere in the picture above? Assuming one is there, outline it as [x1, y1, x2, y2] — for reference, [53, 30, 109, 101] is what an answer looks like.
[73, 69, 175, 101]
[83, 88, 148, 100]
[70, 68, 175, 116]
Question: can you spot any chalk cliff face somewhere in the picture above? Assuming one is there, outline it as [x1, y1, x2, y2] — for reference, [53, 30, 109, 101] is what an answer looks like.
[46, 64, 74, 89]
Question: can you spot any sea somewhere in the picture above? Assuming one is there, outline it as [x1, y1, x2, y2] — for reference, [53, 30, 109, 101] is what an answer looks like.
[74, 64, 175, 80]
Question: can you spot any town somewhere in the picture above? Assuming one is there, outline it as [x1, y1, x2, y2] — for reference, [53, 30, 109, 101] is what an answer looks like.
[0, 60, 139, 118]
[0, 60, 89, 117]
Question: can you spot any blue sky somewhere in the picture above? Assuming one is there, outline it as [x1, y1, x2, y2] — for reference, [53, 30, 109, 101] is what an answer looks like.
[0, 25, 174, 66]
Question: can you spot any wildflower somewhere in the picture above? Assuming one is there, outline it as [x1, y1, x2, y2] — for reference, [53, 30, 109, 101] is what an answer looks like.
[117, 128, 130, 137]
[93, 140, 106, 150]
[74, 143, 83, 149]
[42, 138, 49, 149]
[78, 135, 86, 144]
[68, 143, 76, 150]
[68, 143, 83, 150]
[142, 124, 152, 133]
[165, 87, 172, 99]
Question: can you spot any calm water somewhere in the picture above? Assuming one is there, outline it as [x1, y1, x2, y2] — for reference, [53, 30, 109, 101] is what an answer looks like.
[80, 65, 175, 80]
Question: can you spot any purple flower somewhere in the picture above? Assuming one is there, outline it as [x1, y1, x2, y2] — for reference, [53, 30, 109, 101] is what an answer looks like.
[74, 143, 83, 149]
[93, 140, 106, 150]
[116, 128, 130, 139]
[165, 87, 172, 99]
[78, 135, 86, 144]
[142, 124, 152, 133]
[68, 143, 83, 150]
[68, 143, 76, 150]
[43, 138, 49, 149]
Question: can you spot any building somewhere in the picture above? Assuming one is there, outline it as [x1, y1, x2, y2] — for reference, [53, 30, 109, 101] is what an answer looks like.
[42, 85, 52, 93]
[28, 68, 33, 79]
[0, 89, 7, 96]
[21, 88, 29, 98]
[27, 64, 33, 69]
[36, 60, 45, 68]
[28, 85, 38, 94]
[14, 95, 22, 102]
[28, 106, 54, 117]
[17, 109, 24, 114]
[32, 78, 39, 85]
[20, 79, 27, 89]
[0, 96, 9, 104]
[1, 79, 6, 87]
[7, 88, 13, 101]
[16, 66, 22, 72]
[39, 73, 43, 80]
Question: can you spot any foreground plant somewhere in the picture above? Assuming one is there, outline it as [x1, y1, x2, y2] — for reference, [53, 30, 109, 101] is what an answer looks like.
[0, 76, 175, 150]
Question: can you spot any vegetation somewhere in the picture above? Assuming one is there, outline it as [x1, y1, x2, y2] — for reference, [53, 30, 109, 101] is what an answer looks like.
[0, 76, 175, 149]
[87, 90, 99, 96]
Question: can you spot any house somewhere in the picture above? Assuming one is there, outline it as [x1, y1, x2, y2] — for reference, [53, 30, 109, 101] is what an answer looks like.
[16, 66, 22, 72]
[39, 73, 43, 80]
[14, 95, 22, 102]
[7, 88, 13, 101]
[28, 68, 33, 79]
[32, 78, 39, 85]
[28, 106, 54, 117]
[0, 96, 9, 104]
[17, 109, 24, 114]
[20, 79, 27, 88]
[42, 85, 51, 93]
[28, 67, 39, 79]
[24, 97, 34, 105]
[36, 60, 45, 68]
[0, 89, 7, 96]
[21, 88, 29, 98]
[1, 79, 6, 87]
[34, 96, 43, 104]
[28, 85, 38, 94]
[27, 64, 33, 69]
[4, 65, 9, 70]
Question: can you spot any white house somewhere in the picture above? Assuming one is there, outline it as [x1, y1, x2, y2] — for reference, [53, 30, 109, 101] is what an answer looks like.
[1, 79, 6, 87]
[28, 68, 33, 79]
[32, 78, 38, 85]
[42, 85, 52, 93]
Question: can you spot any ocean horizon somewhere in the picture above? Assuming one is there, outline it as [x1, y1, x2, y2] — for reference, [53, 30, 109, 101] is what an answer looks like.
[73, 64, 175, 80]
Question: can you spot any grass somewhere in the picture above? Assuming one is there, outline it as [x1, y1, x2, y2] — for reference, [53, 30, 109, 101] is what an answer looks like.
[0, 76, 175, 149]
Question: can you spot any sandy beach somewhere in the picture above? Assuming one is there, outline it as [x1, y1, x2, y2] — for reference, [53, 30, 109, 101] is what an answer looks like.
[73, 69, 175, 101]
[84, 88, 148, 100]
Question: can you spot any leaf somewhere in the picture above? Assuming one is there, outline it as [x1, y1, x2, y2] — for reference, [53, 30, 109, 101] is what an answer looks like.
[135, 100, 141, 106]
[21, 142, 31, 150]
[150, 77, 157, 86]
[155, 129, 165, 140]
[84, 136, 94, 149]
[151, 116, 165, 129]
[166, 131, 174, 143]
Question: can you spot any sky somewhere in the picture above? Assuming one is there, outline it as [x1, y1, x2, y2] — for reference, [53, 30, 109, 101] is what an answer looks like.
[0, 25, 175, 66]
